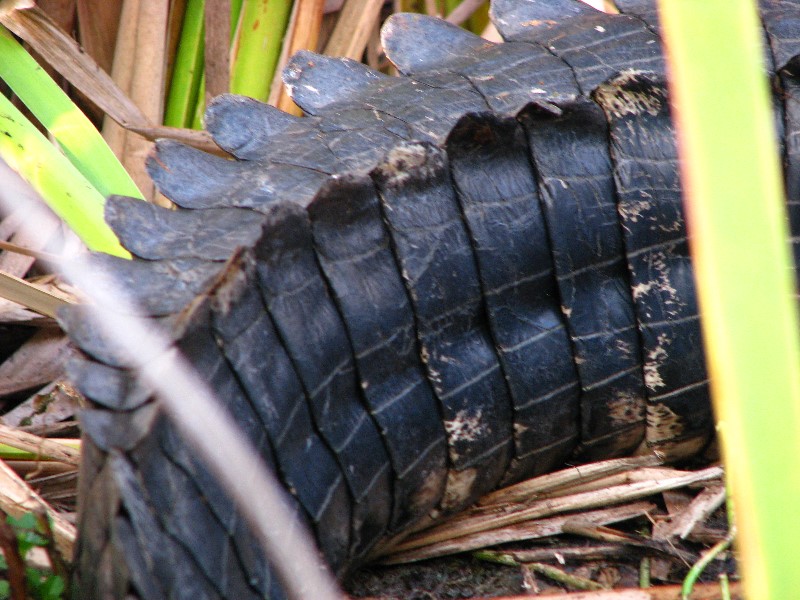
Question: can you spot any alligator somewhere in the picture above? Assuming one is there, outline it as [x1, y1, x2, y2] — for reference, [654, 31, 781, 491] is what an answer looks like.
[60, 0, 800, 597]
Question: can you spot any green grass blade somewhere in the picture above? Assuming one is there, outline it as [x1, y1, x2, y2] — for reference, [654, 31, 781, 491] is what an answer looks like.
[658, 1, 800, 597]
[164, 0, 206, 128]
[0, 93, 128, 257]
[0, 26, 141, 200]
[230, 0, 293, 101]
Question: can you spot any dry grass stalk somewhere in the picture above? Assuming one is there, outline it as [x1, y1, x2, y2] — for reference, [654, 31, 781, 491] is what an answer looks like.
[0, 272, 72, 318]
[424, 0, 440, 17]
[205, 0, 230, 99]
[0, 459, 75, 559]
[502, 544, 635, 563]
[653, 484, 726, 541]
[445, 0, 486, 25]
[103, 0, 139, 156]
[378, 501, 655, 564]
[481, 20, 502, 41]
[0, 331, 69, 396]
[269, 0, 325, 115]
[75, 0, 123, 75]
[479, 456, 663, 506]
[475, 580, 742, 599]
[560, 523, 695, 563]
[165, 0, 187, 82]
[25, 469, 78, 509]
[393, 465, 722, 553]
[531, 467, 700, 500]
[366, 20, 384, 70]
[5, 462, 76, 479]
[120, 0, 169, 202]
[0, 424, 79, 467]
[0, 301, 50, 325]
[324, 0, 385, 59]
[0, 216, 61, 277]
[127, 123, 226, 155]
[35, 0, 74, 29]
[582, 0, 619, 13]
[0, 241, 63, 266]
[0, 2, 149, 130]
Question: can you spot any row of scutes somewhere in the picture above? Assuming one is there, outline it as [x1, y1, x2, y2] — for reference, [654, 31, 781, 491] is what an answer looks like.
[65, 2, 800, 598]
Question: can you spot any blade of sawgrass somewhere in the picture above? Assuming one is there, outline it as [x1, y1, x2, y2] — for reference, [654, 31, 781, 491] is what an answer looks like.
[0, 4, 150, 133]
[0, 26, 141, 199]
[658, 2, 800, 598]
[0, 94, 128, 257]
[164, 0, 205, 128]
[229, 0, 293, 101]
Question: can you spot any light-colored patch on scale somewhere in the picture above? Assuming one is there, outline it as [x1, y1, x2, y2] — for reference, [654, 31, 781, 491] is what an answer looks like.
[637, 434, 708, 462]
[595, 25, 606, 32]
[380, 144, 440, 186]
[631, 281, 654, 300]
[441, 468, 478, 510]
[607, 391, 646, 426]
[595, 71, 664, 118]
[615, 339, 633, 358]
[210, 252, 253, 315]
[561, 305, 573, 318]
[650, 250, 682, 314]
[513, 422, 529, 436]
[658, 218, 683, 234]
[618, 198, 653, 223]
[521, 19, 558, 27]
[644, 333, 670, 391]
[408, 463, 448, 516]
[631, 250, 682, 316]
[645, 402, 685, 444]
[443, 409, 486, 444]
[424, 355, 442, 388]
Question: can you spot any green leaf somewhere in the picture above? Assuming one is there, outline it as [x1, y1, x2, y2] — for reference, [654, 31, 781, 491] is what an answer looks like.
[27, 572, 64, 600]
[230, 0, 293, 102]
[165, 0, 206, 128]
[40, 576, 65, 600]
[7, 513, 36, 532]
[0, 93, 129, 257]
[658, 2, 800, 598]
[0, 26, 141, 200]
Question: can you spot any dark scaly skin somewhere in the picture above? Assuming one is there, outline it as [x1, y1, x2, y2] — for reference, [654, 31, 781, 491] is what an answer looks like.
[61, 1, 800, 598]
